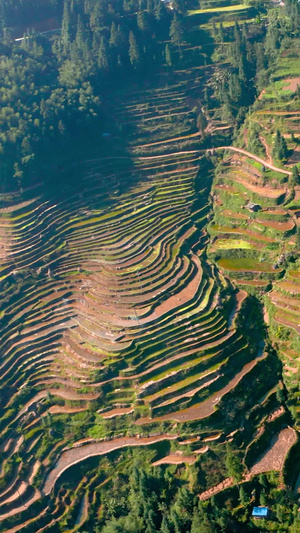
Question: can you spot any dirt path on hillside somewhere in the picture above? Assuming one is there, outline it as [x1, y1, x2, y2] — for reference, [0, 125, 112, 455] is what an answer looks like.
[84, 145, 291, 176]
[217, 146, 292, 176]
[43, 434, 177, 494]
[259, 135, 273, 164]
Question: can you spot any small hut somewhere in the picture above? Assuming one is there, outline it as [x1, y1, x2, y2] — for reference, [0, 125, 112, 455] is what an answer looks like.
[246, 202, 261, 212]
[252, 507, 269, 519]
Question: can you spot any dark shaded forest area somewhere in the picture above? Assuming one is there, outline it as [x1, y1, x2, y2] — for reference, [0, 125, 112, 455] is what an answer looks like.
[0, 0, 299, 191]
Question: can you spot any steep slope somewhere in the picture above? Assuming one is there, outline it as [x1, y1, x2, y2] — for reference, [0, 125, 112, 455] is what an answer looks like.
[0, 2, 299, 531]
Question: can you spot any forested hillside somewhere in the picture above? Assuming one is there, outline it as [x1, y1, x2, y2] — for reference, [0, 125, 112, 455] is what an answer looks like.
[0, 0, 300, 532]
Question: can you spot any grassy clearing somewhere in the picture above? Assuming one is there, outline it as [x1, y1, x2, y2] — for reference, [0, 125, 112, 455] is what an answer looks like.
[214, 239, 254, 249]
[188, 4, 248, 16]
[217, 257, 278, 272]
[201, 17, 256, 29]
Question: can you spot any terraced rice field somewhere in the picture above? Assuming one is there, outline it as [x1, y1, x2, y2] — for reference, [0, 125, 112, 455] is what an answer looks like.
[0, 61, 285, 530]
[0, 6, 299, 530]
[209, 40, 300, 428]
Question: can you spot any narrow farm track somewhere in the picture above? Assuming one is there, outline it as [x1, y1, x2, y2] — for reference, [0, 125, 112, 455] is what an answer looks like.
[217, 146, 292, 175]
[43, 434, 178, 495]
[86, 145, 292, 175]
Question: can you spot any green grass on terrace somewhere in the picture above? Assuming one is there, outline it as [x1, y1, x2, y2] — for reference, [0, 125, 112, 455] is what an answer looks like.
[214, 238, 254, 250]
[187, 4, 248, 15]
[218, 257, 279, 272]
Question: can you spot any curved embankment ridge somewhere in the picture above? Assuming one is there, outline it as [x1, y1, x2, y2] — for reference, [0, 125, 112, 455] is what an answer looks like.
[43, 434, 178, 494]
[136, 348, 267, 424]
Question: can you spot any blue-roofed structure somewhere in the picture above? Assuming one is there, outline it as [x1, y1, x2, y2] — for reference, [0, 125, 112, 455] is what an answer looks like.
[252, 507, 269, 519]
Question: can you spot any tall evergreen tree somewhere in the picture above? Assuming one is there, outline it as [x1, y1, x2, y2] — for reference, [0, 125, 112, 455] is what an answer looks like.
[273, 130, 288, 160]
[98, 36, 109, 70]
[0, 2, 6, 42]
[76, 14, 88, 51]
[137, 10, 148, 32]
[61, 0, 72, 49]
[238, 56, 247, 82]
[234, 21, 241, 43]
[191, 510, 214, 533]
[169, 14, 183, 48]
[147, 0, 154, 13]
[218, 22, 225, 42]
[129, 31, 140, 66]
[155, 0, 162, 20]
[165, 43, 172, 67]
[172, 0, 187, 14]
[291, 165, 300, 186]
[90, 0, 105, 32]
[225, 443, 243, 481]
[109, 22, 118, 47]
[160, 515, 171, 533]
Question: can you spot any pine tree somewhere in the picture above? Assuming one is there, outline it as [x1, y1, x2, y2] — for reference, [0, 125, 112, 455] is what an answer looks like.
[147, 0, 154, 13]
[197, 112, 207, 135]
[239, 486, 248, 506]
[218, 22, 225, 43]
[109, 22, 118, 47]
[229, 73, 242, 102]
[90, 0, 105, 32]
[225, 443, 243, 481]
[61, 0, 72, 49]
[155, 0, 162, 20]
[169, 14, 183, 48]
[279, 134, 288, 160]
[291, 165, 299, 186]
[137, 11, 148, 32]
[273, 130, 288, 160]
[191, 510, 214, 533]
[0, 2, 6, 42]
[238, 56, 247, 82]
[170, 510, 181, 533]
[129, 31, 140, 66]
[172, 0, 187, 14]
[234, 20, 241, 43]
[165, 44, 172, 67]
[98, 36, 109, 70]
[272, 130, 282, 159]
[212, 21, 217, 39]
[76, 15, 87, 48]
[160, 516, 171, 533]
[145, 509, 156, 533]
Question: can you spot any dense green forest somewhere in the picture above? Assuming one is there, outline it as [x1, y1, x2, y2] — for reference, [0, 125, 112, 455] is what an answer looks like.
[47, 450, 300, 533]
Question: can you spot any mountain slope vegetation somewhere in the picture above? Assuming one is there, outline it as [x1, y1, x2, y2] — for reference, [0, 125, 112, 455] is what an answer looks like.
[0, 0, 300, 532]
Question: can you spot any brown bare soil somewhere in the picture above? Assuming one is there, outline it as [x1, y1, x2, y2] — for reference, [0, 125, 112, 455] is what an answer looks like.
[233, 279, 270, 287]
[100, 407, 134, 418]
[250, 427, 297, 475]
[152, 454, 197, 466]
[283, 77, 300, 92]
[136, 352, 267, 424]
[198, 428, 296, 502]
[43, 434, 178, 494]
